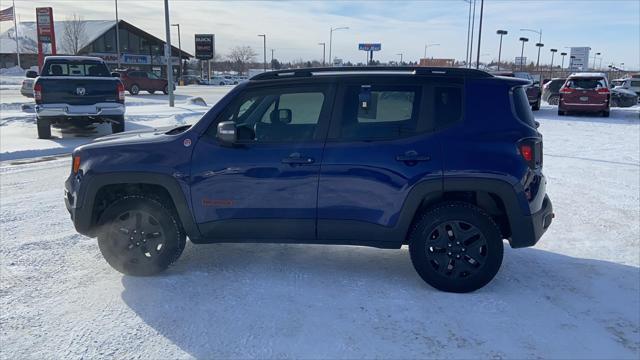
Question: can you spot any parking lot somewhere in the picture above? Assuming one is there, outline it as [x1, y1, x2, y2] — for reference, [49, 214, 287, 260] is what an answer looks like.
[1, 78, 638, 358]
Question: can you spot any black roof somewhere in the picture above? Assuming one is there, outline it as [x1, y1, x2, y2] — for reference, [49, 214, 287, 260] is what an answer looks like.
[251, 66, 493, 81]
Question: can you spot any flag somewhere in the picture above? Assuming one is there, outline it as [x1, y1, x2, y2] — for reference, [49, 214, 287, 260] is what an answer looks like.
[0, 6, 14, 22]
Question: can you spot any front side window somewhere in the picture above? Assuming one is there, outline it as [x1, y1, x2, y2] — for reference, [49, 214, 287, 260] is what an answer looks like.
[217, 88, 327, 142]
[339, 85, 421, 140]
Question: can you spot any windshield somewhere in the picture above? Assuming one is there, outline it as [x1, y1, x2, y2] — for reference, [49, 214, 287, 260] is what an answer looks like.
[42, 60, 111, 77]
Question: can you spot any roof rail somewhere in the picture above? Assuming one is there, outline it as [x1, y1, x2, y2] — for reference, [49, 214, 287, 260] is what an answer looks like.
[250, 66, 492, 80]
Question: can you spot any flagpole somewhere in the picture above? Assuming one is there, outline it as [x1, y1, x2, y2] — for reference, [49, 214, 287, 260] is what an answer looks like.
[12, 0, 20, 68]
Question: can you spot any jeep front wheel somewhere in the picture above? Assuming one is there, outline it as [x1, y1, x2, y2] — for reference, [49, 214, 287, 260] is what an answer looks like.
[408, 202, 504, 293]
[97, 196, 185, 276]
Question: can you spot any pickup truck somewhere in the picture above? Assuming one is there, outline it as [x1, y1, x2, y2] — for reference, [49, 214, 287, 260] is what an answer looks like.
[31, 56, 126, 139]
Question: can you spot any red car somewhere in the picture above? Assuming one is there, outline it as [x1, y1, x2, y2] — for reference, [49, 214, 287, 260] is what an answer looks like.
[493, 71, 542, 110]
[117, 69, 173, 95]
[558, 73, 610, 117]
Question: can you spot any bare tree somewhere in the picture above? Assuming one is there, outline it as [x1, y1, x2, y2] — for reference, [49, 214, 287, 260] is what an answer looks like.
[62, 14, 87, 55]
[227, 46, 257, 74]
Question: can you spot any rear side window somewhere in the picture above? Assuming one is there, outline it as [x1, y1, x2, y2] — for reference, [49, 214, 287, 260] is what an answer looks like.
[339, 85, 421, 140]
[549, 80, 565, 91]
[512, 87, 536, 127]
[43, 61, 110, 77]
[566, 78, 606, 89]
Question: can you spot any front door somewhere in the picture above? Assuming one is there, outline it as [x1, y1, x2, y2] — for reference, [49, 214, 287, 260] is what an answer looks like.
[318, 78, 460, 246]
[190, 84, 335, 241]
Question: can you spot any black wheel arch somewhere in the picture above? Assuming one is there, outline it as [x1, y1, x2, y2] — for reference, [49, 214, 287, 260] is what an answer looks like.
[74, 172, 201, 242]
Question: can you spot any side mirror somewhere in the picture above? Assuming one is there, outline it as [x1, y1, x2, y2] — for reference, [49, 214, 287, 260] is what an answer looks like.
[111, 72, 121, 78]
[216, 121, 237, 144]
[26, 70, 38, 78]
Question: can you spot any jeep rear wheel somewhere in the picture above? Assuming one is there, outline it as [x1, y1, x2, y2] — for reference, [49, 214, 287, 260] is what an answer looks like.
[408, 202, 504, 293]
[97, 196, 185, 276]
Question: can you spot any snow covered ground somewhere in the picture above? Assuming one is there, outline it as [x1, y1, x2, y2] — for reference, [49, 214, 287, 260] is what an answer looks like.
[1, 82, 639, 359]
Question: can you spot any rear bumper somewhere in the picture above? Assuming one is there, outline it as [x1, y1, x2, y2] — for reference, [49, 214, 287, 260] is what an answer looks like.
[36, 102, 125, 118]
[509, 194, 554, 248]
[559, 101, 608, 112]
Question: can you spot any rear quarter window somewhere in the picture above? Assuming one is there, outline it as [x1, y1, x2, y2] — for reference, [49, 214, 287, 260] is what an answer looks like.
[512, 87, 536, 127]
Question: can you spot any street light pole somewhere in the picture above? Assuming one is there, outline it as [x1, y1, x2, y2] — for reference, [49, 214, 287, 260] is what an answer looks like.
[329, 26, 349, 67]
[549, 48, 557, 78]
[535, 42, 544, 72]
[464, 0, 472, 68]
[163, 0, 174, 107]
[560, 52, 567, 74]
[592, 52, 600, 70]
[271, 48, 274, 69]
[171, 24, 182, 77]
[569, 55, 576, 71]
[469, 0, 477, 68]
[519, 37, 529, 71]
[397, 53, 403, 65]
[475, 0, 484, 69]
[496, 30, 507, 70]
[520, 28, 542, 72]
[115, 0, 121, 69]
[258, 34, 266, 72]
[423, 43, 440, 59]
[318, 42, 326, 66]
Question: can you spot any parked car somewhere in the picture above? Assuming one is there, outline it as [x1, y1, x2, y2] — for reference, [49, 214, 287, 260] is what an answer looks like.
[558, 73, 611, 117]
[611, 77, 640, 101]
[542, 78, 566, 105]
[32, 56, 125, 139]
[631, 74, 640, 97]
[117, 69, 173, 95]
[20, 77, 35, 98]
[65, 66, 554, 293]
[209, 76, 234, 85]
[610, 87, 639, 107]
[493, 71, 542, 110]
[178, 75, 205, 85]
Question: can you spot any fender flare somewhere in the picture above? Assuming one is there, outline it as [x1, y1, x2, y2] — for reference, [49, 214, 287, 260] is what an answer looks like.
[75, 172, 201, 241]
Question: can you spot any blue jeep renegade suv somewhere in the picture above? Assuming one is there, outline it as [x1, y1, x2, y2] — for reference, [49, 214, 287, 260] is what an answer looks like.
[65, 67, 554, 293]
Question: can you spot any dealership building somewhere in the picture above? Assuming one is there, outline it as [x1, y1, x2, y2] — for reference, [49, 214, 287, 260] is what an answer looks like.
[0, 19, 191, 76]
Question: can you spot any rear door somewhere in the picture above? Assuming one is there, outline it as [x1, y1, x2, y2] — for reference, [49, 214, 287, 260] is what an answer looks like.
[317, 77, 452, 246]
[190, 83, 335, 241]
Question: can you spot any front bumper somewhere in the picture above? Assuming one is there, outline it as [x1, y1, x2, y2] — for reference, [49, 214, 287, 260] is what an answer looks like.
[509, 194, 554, 248]
[36, 102, 125, 118]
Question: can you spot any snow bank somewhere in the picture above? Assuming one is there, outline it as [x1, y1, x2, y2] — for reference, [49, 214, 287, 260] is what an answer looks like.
[0, 65, 25, 76]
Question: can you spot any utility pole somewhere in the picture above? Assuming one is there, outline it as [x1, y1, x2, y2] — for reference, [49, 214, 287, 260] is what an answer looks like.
[115, 0, 120, 69]
[258, 34, 266, 72]
[469, 0, 477, 68]
[496, 30, 507, 70]
[329, 26, 348, 67]
[171, 24, 182, 78]
[271, 48, 274, 69]
[475, 0, 484, 69]
[318, 42, 326, 66]
[11, 0, 20, 68]
[163, 0, 174, 107]
[465, 0, 472, 69]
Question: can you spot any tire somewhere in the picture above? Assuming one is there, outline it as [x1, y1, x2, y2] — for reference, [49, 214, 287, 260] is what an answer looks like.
[110, 115, 125, 133]
[532, 99, 540, 111]
[558, 109, 566, 116]
[602, 110, 610, 117]
[129, 84, 140, 95]
[97, 196, 186, 276]
[36, 117, 51, 139]
[162, 85, 169, 95]
[548, 95, 559, 106]
[148, 90, 155, 95]
[408, 202, 504, 293]
[219, 82, 225, 86]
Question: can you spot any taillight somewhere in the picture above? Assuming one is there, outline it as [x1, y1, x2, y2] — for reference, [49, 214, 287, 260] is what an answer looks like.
[559, 86, 573, 94]
[72, 156, 81, 174]
[34, 83, 42, 103]
[117, 82, 125, 103]
[518, 139, 541, 169]
[596, 88, 610, 94]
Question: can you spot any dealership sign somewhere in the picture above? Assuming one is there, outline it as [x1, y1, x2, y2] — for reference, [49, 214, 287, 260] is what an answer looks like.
[569, 47, 590, 71]
[195, 34, 214, 60]
[358, 43, 381, 51]
[36, 7, 56, 69]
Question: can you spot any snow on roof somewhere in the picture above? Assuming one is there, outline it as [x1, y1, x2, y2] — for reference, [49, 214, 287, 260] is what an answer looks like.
[0, 20, 116, 55]
[569, 72, 608, 78]
[44, 55, 104, 61]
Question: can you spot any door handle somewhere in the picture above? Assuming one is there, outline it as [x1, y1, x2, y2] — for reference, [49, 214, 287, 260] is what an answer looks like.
[396, 150, 431, 162]
[282, 153, 315, 165]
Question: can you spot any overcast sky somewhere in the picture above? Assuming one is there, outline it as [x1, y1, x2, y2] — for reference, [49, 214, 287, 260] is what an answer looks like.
[2, 0, 639, 69]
